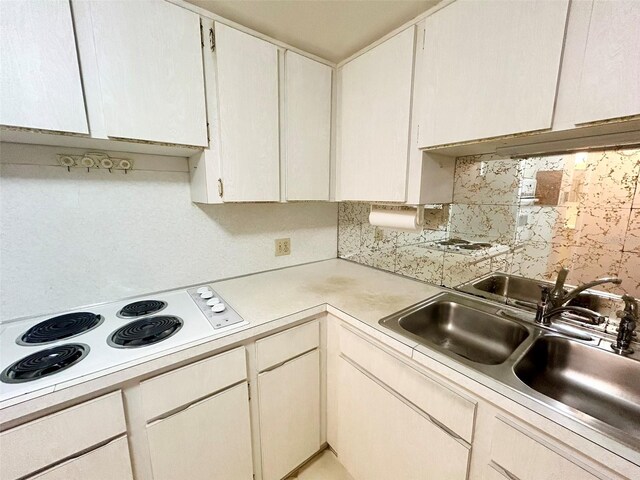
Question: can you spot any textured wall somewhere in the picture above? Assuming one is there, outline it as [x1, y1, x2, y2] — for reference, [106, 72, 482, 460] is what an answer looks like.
[338, 148, 640, 298]
[0, 143, 338, 320]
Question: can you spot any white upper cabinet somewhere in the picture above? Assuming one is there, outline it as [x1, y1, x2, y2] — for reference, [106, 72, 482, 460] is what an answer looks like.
[337, 27, 416, 203]
[417, 0, 569, 148]
[574, 0, 640, 124]
[86, 0, 208, 146]
[0, 0, 88, 134]
[284, 52, 332, 201]
[215, 22, 280, 202]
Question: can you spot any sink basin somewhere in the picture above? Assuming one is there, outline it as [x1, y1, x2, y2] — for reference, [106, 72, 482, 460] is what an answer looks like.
[514, 336, 640, 438]
[380, 295, 529, 365]
[459, 273, 613, 315]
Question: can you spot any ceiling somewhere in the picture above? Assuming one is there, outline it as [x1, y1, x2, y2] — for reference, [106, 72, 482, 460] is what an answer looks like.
[186, 0, 439, 63]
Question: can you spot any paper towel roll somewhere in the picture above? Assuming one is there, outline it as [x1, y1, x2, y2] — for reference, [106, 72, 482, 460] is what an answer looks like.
[369, 208, 422, 233]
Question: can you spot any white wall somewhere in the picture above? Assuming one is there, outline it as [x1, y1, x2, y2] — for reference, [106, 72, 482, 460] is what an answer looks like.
[0, 143, 338, 320]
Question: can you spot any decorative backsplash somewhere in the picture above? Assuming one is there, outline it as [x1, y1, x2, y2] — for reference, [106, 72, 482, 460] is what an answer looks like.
[338, 148, 640, 298]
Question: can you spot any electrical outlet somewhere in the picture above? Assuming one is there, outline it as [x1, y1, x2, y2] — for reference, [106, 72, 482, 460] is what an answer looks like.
[275, 238, 291, 256]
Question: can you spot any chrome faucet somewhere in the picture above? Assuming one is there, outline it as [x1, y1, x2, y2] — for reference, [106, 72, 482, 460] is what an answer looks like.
[535, 286, 606, 326]
[548, 267, 622, 309]
[611, 295, 638, 355]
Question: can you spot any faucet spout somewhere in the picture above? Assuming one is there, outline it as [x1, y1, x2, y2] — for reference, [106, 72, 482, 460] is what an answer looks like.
[547, 267, 622, 309]
[561, 276, 622, 306]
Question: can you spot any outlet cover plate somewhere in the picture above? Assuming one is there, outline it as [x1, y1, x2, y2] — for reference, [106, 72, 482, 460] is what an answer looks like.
[275, 238, 291, 256]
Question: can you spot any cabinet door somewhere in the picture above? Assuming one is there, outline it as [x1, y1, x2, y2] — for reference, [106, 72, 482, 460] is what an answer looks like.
[285, 52, 332, 201]
[574, 0, 640, 124]
[336, 358, 469, 480]
[337, 27, 415, 202]
[418, 0, 569, 147]
[87, 0, 207, 146]
[146, 383, 253, 480]
[258, 349, 321, 480]
[28, 437, 133, 480]
[215, 22, 280, 202]
[0, 0, 88, 133]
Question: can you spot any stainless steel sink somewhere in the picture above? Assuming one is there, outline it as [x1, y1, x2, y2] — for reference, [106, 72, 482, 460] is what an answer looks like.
[379, 291, 640, 451]
[514, 336, 640, 439]
[380, 294, 529, 365]
[457, 273, 614, 316]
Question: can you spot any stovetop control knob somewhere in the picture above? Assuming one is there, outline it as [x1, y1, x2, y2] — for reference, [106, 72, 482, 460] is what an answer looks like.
[197, 286, 210, 294]
[200, 290, 214, 299]
[211, 303, 226, 313]
[206, 297, 221, 306]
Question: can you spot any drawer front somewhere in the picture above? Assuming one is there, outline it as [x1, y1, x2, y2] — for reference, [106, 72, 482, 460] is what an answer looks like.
[340, 325, 476, 442]
[140, 346, 246, 420]
[491, 417, 599, 480]
[0, 391, 126, 480]
[256, 320, 319, 372]
[28, 436, 133, 480]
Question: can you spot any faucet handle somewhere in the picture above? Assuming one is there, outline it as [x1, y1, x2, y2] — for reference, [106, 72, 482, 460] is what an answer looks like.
[549, 269, 568, 306]
[554, 267, 569, 286]
[619, 294, 639, 319]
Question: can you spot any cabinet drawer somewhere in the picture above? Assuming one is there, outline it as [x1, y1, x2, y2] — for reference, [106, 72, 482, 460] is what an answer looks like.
[256, 320, 319, 371]
[0, 391, 126, 480]
[491, 417, 599, 480]
[28, 436, 133, 480]
[140, 346, 246, 420]
[340, 325, 476, 442]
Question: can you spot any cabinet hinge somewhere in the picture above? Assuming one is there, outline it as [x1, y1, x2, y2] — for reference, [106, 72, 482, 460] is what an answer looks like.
[422, 28, 426, 50]
[199, 19, 204, 48]
[209, 27, 215, 52]
[217, 178, 224, 197]
[247, 382, 251, 401]
[206, 121, 210, 144]
[416, 124, 420, 144]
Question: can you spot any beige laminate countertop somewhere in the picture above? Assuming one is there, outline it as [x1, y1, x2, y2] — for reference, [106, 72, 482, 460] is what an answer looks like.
[212, 258, 441, 331]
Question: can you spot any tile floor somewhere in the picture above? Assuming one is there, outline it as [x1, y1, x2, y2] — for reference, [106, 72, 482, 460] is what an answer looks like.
[287, 450, 354, 480]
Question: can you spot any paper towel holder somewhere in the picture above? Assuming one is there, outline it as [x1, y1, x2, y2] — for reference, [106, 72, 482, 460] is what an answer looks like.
[369, 204, 424, 230]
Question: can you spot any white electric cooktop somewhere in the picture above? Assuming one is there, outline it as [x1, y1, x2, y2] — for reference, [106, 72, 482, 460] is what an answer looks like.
[0, 284, 248, 405]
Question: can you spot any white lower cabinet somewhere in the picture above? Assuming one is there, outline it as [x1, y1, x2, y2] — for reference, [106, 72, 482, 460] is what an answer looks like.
[146, 382, 253, 480]
[28, 437, 133, 480]
[258, 349, 321, 480]
[0, 391, 129, 480]
[336, 357, 470, 480]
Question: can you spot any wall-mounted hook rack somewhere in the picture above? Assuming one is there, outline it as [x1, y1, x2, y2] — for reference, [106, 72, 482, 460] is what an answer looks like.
[56, 152, 134, 173]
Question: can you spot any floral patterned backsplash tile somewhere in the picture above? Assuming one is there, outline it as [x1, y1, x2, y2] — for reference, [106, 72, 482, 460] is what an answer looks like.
[337, 148, 640, 300]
